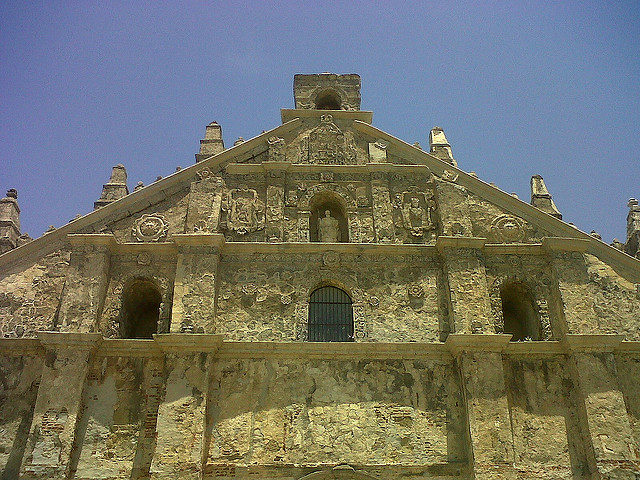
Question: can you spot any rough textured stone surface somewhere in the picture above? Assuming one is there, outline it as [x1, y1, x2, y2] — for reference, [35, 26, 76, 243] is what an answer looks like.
[1, 74, 640, 479]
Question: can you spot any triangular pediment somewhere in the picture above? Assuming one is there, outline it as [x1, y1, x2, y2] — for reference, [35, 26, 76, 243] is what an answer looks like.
[1, 112, 639, 281]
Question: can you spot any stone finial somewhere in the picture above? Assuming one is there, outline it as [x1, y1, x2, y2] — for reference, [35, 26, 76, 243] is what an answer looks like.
[625, 197, 640, 257]
[530, 175, 562, 219]
[611, 238, 624, 250]
[94, 165, 129, 209]
[134, 181, 144, 191]
[590, 230, 602, 240]
[234, 137, 245, 146]
[0, 188, 22, 254]
[293, 73, 361, 111]
[429, 127, 457, 167]
[196, 121, 225, 162]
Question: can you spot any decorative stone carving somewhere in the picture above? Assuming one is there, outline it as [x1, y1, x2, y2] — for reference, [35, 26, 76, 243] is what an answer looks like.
[407, 284, 424, 298]
[267, 136, 286, 162]
[136, 252, 152, 265]
[394, 188, 436, 238]
[132, 213, 169, 242]
[318, 210, 340, 242]
[490, 215, 525, 243]
[322, 251, 340, 267]
[441, 170, 459, 183]
[301, 115, 357, 165]
[320, 172, 334, 182]
[222, 186, 265, 235]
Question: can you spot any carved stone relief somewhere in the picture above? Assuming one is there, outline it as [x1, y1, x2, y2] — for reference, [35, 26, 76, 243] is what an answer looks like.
[300, 115, 357, 164]
[267, 136, 286, 162]
[222, 186, 265, 235]
[393, 188, 437, 239]
[490, 215, 526, 243]
[132, 214, 169, 242]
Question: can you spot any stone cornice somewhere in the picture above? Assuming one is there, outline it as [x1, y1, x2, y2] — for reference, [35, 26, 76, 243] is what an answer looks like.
[562, 334, 624, 352]
[1, 335, 640, 358]
[224, 162, 432, 176]
[37, 332, 103, 351]
[436, 236, 487, 252]
[445, 334, 512, 355]
[153, 333, 225, 353]
[542, 237, 591, 253]
[281, 109, 373, 124]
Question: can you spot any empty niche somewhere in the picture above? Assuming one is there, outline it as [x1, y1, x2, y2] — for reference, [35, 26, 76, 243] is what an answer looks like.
[500, 282, 541, 341]
[120, 278, 162, 339]
[314, 89, 342, 110]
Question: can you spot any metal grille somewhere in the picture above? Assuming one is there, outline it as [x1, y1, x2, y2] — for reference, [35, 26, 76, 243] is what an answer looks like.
[308, 286, 354, 342]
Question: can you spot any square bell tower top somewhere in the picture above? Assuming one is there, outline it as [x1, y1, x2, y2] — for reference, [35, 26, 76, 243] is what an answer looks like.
[293, 73, 361, 111]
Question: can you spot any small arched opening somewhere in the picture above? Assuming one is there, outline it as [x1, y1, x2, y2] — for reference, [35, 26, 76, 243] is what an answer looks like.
[315, 90, 342, 110]
[500, 282, 541, 341]
[309, 193, 349, 243]
[308, 286, 354, 342]
[120, 279, 162, 339]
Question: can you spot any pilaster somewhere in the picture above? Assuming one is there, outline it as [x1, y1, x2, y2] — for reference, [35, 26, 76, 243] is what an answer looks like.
[264, 166, 287, 242]
[370, 173, 394, 243]
[149, 335, 223, 480]
[438, 237, 493, 334]
[171, 235, 224, 334]
[20, 333, 101, 480]
[446, 334, 514, 479]
[185, 174, 225, 233]
[58, 236, 112, 333]
[565, 336, 640, 477]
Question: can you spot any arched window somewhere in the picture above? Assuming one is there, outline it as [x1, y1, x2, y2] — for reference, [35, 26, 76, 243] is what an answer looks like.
[120, 279, 162, 339]
[315, 90, 342, 110]
[308, 286, 354, 342]
[500, 282, 541, 341]
[309, 194, 349, 243]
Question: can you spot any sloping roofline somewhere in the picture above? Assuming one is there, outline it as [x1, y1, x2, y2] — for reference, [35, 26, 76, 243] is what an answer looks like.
[1, 113, 638, 280]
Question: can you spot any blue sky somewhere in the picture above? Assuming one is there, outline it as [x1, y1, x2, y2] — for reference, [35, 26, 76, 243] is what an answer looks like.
[1, 1, 639, 242]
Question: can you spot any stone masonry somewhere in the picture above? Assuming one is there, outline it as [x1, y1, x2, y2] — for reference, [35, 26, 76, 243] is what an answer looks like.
[1, 73, 639, 480]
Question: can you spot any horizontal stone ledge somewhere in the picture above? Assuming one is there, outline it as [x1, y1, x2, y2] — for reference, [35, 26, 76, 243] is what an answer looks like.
[2, 334, 640, 358]
[562, 334, 624, 352]
[281, 108, 373, 124]
[224, 162, 432, 175]
[436, 236, 487, 252]
[542, 236, 591, 252]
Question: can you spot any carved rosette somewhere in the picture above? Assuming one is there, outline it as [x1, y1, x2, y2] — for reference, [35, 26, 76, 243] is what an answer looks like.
[222, 186, 265, 235]
[132, 213, 169, 242]
[490, 215, 525, 243]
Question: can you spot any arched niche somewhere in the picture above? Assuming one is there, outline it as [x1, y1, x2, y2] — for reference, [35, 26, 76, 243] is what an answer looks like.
[499, 281, 541, 341]
[314, 89, 342, 110]
[120, 278, 162, 339]
[309, 191, 349, 243]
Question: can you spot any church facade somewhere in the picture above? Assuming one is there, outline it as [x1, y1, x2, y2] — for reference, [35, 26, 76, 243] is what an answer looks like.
[1, 74, 639, 480]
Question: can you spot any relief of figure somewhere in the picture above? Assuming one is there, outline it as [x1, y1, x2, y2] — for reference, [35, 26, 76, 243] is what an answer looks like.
[318, 210, 340, 242]
[222, 187, 265, 235]
[394, 189, 436, 238]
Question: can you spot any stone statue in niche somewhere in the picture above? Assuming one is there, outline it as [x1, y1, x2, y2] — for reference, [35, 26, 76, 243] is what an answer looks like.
[394, 189, 436, 238]
[301, 114, 356, 165]
[222, 187, 264, 235]
[318, 210, 340, 242]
